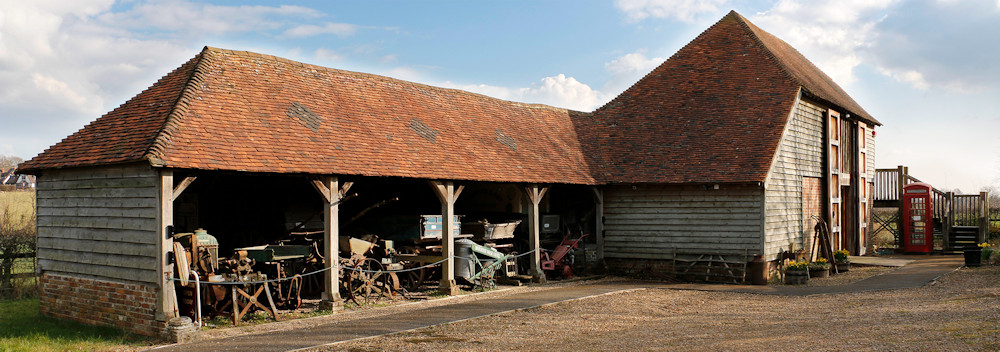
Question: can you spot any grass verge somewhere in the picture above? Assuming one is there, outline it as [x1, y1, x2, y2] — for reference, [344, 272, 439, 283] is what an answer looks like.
[0, 299, 152, 352]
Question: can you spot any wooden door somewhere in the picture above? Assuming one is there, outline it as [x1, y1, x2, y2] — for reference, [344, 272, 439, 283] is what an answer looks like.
[826, 110, 842, 251]
[857, 122, 870, 254]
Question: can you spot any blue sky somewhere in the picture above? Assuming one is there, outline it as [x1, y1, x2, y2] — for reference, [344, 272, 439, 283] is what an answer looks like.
[1, 0, 998, 193]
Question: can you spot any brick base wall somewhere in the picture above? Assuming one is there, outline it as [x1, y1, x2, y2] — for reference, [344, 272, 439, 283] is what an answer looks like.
[606, 258, 761, 283]
[605, 258, 678, 281]
[40, 274, 163, 337]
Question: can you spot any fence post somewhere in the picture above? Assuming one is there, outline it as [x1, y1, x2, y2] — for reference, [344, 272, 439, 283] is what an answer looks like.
[945, 191, 955, 250]
[942, 192, 951, 250]
[980, 191, 989, 244]
[896, 165, 906, 248]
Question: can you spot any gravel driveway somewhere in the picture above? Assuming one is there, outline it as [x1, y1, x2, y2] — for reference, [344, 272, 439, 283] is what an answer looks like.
[329, 266, 1000, 351]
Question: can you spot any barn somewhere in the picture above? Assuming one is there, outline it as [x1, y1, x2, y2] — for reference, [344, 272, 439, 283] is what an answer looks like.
[20, 11, 877, 337]
[587, 11, 881, 274]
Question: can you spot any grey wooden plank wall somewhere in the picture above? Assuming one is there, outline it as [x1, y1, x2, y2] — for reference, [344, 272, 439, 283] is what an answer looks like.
[762, 98, 825, 258]
[603, 184, 764, 259]
[35, 164, 160, 283]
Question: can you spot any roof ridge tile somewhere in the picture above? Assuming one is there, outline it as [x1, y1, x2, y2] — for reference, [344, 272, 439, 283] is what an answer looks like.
[144, 46, 213, 166]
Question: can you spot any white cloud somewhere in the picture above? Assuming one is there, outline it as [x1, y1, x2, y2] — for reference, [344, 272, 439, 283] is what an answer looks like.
[875, 67, 930, 90]
[406, 51, 666, 112]
[750, 0, 1000, 93]
[603, 50, 664, 97]
[750, 0, 895, 87]
[865, 1, 1000, 92]
[524, 74, 604, 111]
[380, 54, 398, 64]
[605, 51, 664, 76]
[0, 0, 364, 160]
[283, 23, 357, 38]
[440, 74, 604, 112]
[96, 0, 321, 35]
[616, 0, 729, 22]
[315, 48, 345, 62]
[0, 0, 120, 118]
[381, 67, 424, 82]
[876, 113, 1000, 193]
[32, 73, 91, 108]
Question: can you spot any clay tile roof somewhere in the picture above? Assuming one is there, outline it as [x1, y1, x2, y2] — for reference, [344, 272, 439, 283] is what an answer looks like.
[584, 10, 879, 184]
[21, 47, 598, 185]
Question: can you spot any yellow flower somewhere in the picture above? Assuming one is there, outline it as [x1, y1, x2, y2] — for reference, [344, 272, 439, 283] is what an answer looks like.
[786, 260, 809, 271]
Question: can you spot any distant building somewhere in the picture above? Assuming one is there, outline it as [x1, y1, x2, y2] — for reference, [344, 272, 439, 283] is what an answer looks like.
[0, 168, 35, 189]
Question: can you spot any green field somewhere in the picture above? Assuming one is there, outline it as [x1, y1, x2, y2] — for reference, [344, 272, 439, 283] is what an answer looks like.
[0, 299, 151, 352]
[0, 192, 150, 350]
[0, 190, 35, 222]
[1, 190, 37, 300]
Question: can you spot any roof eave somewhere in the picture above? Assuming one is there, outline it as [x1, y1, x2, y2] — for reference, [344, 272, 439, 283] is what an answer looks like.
[800, 90, 882, 127]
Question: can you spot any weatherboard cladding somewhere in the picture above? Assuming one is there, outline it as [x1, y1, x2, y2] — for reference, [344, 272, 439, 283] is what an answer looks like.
[21, 11, 876, 188]
[35, 164, 160, 284]
[602, 184, 765, 259]
[762, 97, 827, 258]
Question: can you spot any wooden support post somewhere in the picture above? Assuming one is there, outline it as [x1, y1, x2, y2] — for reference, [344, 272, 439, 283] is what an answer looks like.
[430, 180, 462, 296]
[980, 191, 989, 244]
[312, 176, 345, 309]
[524, 184, 549, 283]
[592, 187, 604, 260]
[157, 170, 178, 323]
[946, 191, 955, 250]
[896, 165, 906, 248]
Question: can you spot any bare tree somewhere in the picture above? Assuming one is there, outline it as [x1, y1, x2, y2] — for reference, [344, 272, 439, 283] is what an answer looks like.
[981, 185, 999, 210]
[0, 155, 23, 170]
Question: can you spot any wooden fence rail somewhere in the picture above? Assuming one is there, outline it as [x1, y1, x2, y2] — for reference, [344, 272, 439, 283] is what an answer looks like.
[874, 168, 899, 201]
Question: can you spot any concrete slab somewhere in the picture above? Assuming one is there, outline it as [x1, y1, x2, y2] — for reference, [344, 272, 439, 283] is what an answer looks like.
[149, 282, 643, 352]
[147, 255, 965, 351]
[662, 255, 963, 296]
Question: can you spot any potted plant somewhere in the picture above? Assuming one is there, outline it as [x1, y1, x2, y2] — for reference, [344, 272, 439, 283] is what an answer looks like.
[833, 250, 850, 272]
[808, 258, 831, 278]
[784, 260, 809, 284]
[965, 243, 986, 267]
[965, 243, 987, 267]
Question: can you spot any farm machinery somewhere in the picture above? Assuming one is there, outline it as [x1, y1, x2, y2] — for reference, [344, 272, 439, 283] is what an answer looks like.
[171, 228, 397, 325]
[170, 206, 541, 325]
[541, 232, 589, 279]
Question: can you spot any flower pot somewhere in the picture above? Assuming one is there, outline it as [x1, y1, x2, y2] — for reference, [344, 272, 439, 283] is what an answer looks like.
[784, 270, 809, 285]
[809, 268, 829, 278]
[835, 262, 850, 272]
[964, 248, 983, 267]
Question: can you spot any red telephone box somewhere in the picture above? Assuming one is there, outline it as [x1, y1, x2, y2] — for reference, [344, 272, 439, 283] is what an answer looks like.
[902, 182, 933, 253]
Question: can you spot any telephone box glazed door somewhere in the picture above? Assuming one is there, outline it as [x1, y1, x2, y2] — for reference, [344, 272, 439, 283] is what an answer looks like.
[902, 183, 933, 253]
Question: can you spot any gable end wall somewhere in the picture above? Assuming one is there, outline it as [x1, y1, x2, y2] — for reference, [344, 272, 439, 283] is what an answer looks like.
[763, 98, 825, 258]
[36, 163, 160, 282]
[35, 163, 162, 336]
